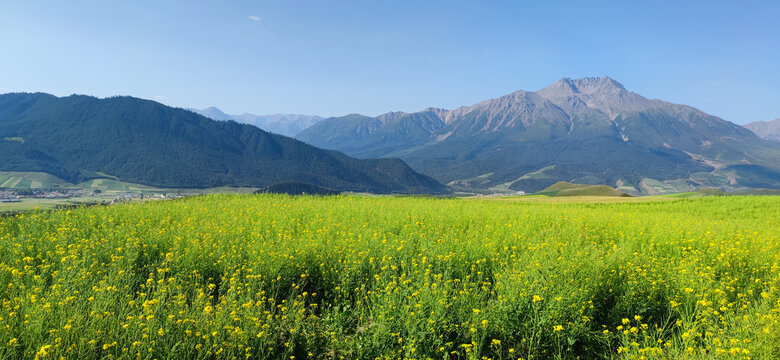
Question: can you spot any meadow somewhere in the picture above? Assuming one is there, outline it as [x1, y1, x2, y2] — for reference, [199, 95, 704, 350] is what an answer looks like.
[0, 194, 778, 359]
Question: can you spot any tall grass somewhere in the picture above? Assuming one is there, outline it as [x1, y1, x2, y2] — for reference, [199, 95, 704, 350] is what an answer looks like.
[0, 195, 777, 359]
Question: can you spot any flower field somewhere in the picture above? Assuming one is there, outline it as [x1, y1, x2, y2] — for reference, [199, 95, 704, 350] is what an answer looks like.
[0, 194, 778, 359]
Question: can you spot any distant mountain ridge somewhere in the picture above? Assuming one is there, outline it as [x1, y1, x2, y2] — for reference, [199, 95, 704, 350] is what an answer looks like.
[0, 93, 447, 194]
[190, 107, 322, 137]
[297, 76, 780, 193]
[744, 118, 780, 142]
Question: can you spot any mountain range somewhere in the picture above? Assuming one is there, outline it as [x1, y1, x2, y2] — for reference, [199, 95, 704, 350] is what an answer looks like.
[297, 77, 780, 194]
[744, 118, 780, 142]
[2, 78, 777, 196]
[0, 93, 446, 194]
[189, 107, 322, 137]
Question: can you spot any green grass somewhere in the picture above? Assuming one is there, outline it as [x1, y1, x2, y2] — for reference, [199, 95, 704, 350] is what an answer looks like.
[655, 188, 728, 199]
[737, 188, 780, 196]
[0, 172, 73, 189]
[689, 172, 731, 188]
[536, 182, 631, 197]
[502, 165, 557, 190]
[77, 178, 259, 195]
[541, 181, 590, 192]
[0, 195, 778, 359]
[639, 178, 676, 195]
[14, 179, 31, 189]
[615, 186, 640, 195]
[0, 171, 259, 199]
[0, 197, 111, 214]
[519, 165, 556, 179]
[452, 172, 495, 187]
[78, 178, 168, 192]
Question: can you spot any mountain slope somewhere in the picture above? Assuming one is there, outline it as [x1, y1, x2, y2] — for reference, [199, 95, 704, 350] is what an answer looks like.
[0, 93, 447, 194]
[298, 111, 446, 157]
[536, 181, 631, 197]
[190, 107, 322, 137]
[296, 77, 780, 193]
[744, 118, 780, 142]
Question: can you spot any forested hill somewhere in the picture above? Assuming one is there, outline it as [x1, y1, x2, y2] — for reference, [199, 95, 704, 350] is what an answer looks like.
[0, 93, 447, 194]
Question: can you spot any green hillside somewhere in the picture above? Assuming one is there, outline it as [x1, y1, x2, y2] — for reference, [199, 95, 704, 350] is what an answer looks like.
[77, 178, 168, 193]
[655, 188, 728, 199]
[737, 188, 780, 196]
[0, 171, 73, 189]
[536, 181, 631, 197]
[0, 93, 447, 194]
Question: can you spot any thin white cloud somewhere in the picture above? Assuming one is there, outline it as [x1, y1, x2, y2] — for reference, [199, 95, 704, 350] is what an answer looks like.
[248, 15, 261, 21]
[153, 96, 167, 102]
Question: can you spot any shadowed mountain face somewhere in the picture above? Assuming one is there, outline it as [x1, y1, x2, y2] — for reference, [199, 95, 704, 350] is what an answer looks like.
[297, 77, 780, 193]
[744, 118, 780, 142]
[190, 107, 322, 137]
[0, 93, 447, 194]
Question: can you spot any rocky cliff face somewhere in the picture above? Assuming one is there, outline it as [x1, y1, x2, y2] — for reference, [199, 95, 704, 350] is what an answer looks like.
[744, 118, 780, 142]
[297, 77, 780, 193]
[536, 77, 660, 117]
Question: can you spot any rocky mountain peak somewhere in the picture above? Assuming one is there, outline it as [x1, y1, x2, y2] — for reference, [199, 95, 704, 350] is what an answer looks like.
[568, 76, 626, 94]
[537, 76, 625, 98]
[450, 90, 570, 130]
[536, 76, 654, 118]
[376, 111, 408, 124]
[539, 78, 579, 96]
[191, 107, 233, 121]
[744, 118, 780, 142]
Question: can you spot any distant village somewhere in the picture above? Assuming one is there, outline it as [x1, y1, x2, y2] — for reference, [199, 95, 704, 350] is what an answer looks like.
[0, 188, 184, 204]
[1, 189, 80, 202]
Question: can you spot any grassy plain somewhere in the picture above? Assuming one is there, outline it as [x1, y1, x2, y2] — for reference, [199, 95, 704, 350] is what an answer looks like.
[0, 172, 73, 190]
[0, 197, 110, 213]
[0, 195, 778, 359]
[533, 182, 631, 198]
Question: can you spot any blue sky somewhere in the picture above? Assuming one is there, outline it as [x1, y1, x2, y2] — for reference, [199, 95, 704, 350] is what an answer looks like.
[0, 1, 778, 124]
